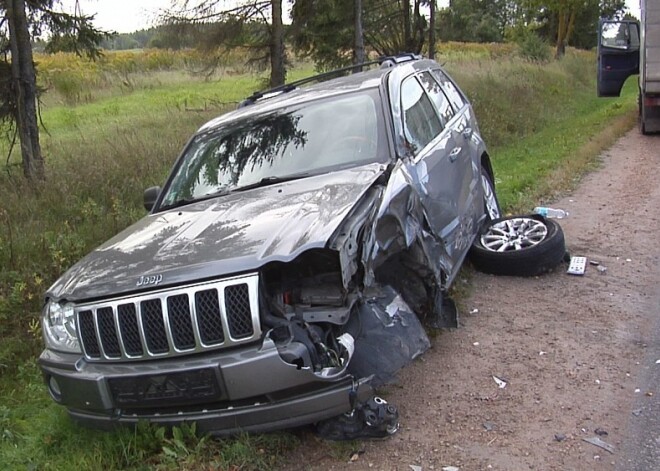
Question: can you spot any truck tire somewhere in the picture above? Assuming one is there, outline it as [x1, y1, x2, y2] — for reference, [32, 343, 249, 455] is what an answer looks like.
[641, 102, 649, 135]
[470, 214, 566, 277]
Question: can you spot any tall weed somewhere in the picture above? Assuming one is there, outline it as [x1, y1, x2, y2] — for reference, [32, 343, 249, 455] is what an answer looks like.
[517, 32, 551, 63]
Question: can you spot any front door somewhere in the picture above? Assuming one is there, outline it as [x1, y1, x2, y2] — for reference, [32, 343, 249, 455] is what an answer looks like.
[597, 20, 640, 97]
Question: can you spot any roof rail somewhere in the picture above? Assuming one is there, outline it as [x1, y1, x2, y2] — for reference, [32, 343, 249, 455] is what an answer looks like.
[238, 53, 423, 108]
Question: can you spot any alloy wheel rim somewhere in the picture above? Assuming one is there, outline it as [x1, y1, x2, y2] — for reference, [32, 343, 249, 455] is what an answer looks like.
[480, 217, 548, 252]
[481, 174, 500, 220]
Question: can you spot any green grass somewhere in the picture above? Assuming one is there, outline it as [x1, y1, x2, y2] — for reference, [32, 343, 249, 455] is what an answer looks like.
[0, 47, 638, 469]
[493, 81, 636, 211]
[1, 364, 298, 470]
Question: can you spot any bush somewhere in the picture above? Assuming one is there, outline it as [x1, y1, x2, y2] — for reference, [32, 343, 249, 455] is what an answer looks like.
[517, 32, 551, 63]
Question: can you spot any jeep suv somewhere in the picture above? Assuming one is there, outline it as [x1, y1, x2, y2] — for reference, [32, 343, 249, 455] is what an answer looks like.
[39, 55, 500, 435]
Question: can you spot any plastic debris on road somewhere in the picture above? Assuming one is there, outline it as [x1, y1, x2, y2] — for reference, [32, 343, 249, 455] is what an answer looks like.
[493, 375, 507, 389]
[583, 436, 615, 454]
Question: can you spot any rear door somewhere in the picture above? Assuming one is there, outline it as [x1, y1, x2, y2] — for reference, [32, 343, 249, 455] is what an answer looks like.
[597, 19, 640, 97]
[399, 73, 475, 273]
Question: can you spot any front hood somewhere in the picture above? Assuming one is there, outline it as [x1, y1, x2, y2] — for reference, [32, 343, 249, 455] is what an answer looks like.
[48, 163, 386, 301]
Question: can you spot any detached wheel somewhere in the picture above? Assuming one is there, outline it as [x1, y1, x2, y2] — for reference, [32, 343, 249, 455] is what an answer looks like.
[470, 214, 565, 277]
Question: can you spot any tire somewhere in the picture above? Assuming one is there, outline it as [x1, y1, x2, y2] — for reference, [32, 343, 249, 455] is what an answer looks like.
[641, 102, 649, 135]
[480, 166, 501, 221]
[469, 214, 566, 277]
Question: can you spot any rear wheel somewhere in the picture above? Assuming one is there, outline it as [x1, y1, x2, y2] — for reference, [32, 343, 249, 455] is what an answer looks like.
[641, 92, 650, 135]
[481, 167, 501, 221]
[470, 214, 566, 277]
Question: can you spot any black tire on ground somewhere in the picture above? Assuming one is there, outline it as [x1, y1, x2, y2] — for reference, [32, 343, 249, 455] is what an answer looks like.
[469, 214, 566, 277]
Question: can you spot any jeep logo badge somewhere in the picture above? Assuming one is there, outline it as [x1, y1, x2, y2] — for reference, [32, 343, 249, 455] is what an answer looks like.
[137, 274, 163, 287]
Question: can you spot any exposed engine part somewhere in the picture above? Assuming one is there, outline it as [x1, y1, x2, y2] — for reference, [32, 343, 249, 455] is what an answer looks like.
[268, 322, 355, 380]
[316, 396, 399, 440]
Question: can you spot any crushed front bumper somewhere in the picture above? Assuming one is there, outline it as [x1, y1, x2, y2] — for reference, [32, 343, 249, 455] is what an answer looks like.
[38, 338, 373, 435]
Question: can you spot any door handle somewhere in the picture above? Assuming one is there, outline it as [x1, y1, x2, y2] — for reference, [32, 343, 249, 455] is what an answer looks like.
[449, 147, 461, 162]
[462, 127, 473, 139]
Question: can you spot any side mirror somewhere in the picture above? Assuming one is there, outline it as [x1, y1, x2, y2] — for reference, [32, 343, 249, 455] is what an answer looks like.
[143, 186, 161, 212]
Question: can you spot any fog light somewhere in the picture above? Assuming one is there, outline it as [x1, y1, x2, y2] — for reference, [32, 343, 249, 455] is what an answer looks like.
[48, 376, 62, 401]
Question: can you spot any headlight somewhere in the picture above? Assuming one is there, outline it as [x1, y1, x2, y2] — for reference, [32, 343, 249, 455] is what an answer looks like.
[42, 300, 81, 353]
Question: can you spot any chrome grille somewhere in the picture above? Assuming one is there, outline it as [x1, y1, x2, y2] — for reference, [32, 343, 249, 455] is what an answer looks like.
[76, 274, 261, 361]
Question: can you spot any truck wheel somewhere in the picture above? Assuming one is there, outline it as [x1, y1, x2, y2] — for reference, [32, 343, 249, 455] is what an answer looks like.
[641, 103, 649, 135]
[470, 214, 566, 277]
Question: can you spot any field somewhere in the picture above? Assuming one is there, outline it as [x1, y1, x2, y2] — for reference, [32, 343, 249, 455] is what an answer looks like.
[0, 44, 637, 470]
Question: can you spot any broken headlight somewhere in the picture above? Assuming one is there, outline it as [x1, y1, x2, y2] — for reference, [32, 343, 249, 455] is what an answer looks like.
[42, 300, 81, 353]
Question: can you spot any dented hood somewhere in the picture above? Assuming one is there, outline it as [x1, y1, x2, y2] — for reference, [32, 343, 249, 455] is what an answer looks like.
[47, 163, 386, 302]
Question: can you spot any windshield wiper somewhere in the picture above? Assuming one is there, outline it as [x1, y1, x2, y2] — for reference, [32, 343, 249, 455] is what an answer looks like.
[231, 173, 311, 193]
[159, 174, 310, 211]
[159, 189, 232, 211]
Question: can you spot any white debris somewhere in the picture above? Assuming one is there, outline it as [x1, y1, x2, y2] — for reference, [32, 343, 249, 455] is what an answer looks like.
[409, 466, 423, 471]
[635, 388, 641, 393]
[470, 308, 479, 314]
[539, 351, 547, 356]
[473, 342, 480, 346]
[442, 467, 460, 471]
[385, 295, 410, 318]
[493, 375, 507, 389]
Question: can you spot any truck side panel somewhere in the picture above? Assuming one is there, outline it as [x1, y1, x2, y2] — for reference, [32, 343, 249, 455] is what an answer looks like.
[644, 0, 660, 93]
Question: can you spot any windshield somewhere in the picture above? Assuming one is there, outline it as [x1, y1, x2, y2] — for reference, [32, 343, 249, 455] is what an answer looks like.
[159, 90, 388, 210]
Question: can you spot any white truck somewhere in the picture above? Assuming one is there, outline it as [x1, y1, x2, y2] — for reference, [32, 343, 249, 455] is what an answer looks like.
[598, 0, 660, 134]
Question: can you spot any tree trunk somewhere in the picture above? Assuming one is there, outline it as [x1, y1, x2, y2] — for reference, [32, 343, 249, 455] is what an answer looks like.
[6, 0, 44, 181]
[403, 0, 411, 52]
[353, 0, 365, 67]
[565, 9, 578, 46]
[555, 10, 568, 58]
[412, 0, 423, 53]
[428, 0, 436, 59]
[269, 0, 285, 87]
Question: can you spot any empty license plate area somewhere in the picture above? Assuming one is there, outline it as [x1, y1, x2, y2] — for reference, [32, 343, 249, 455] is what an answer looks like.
[109, 368, 222, 408]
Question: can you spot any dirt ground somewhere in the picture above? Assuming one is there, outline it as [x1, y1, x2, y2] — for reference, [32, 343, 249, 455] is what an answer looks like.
[281, 129, 660, 470]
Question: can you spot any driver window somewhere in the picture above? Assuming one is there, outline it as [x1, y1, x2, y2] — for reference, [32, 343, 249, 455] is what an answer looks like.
[401, 77, 443, 154]
[601, 22, 639, 49]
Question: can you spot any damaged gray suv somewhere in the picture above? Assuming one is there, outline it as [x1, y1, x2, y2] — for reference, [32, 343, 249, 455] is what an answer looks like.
[39, 54, 501, 437]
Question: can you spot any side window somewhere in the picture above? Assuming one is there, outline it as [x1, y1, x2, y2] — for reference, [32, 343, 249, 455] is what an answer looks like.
[401, 77, 443, 153]
[418, 72, 454, 127]
[432, 69, 466, 112]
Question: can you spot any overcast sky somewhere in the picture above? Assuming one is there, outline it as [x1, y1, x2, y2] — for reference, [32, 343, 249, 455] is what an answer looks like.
[63, 0, 642, 34]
